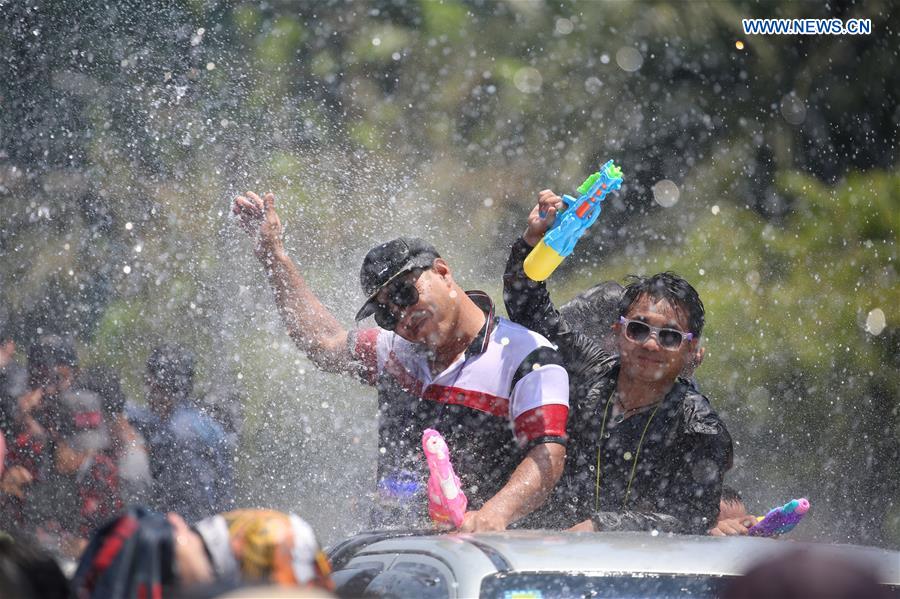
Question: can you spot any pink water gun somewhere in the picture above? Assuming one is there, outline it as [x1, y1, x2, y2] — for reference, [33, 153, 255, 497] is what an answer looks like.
[422, 428, 468, 528]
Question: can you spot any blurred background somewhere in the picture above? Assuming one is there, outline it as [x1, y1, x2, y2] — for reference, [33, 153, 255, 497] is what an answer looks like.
[1, 0, 897, 547]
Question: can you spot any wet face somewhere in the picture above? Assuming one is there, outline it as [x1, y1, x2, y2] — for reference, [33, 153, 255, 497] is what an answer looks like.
[375, 260, 458, 348]
[614, 294, 697, 386]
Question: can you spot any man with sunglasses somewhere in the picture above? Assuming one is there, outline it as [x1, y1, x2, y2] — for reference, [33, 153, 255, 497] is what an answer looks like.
[233, 191, 569, 532]
[503, 190, 732, 533]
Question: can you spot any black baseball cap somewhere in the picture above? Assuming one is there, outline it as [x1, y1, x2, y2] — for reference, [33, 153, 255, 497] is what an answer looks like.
[354, 237, 440, 322]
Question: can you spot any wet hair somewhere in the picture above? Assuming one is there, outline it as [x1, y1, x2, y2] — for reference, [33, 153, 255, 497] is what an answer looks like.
[618, 272, 705, 337]
[0, 536, 72, 599]
[721, 486, 744, 506]
[26, 335, 78, 380]
[80, 366, 127, 415]
[146, 343, 195, 400]
[559, 281, 625, 348]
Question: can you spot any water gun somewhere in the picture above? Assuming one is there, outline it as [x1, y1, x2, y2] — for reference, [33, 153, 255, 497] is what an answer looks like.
[748, 498, 810, 537]
[422, 428, 468, 528]
[523, 160, 624, 281]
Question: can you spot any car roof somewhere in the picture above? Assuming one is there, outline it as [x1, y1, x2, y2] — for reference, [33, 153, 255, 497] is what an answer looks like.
[330, 530, 900, 584]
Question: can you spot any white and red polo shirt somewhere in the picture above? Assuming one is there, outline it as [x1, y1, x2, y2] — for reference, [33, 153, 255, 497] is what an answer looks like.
[349, 291, 569, 507]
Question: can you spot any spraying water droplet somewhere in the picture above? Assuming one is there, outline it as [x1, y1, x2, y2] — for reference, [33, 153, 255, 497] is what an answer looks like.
[652, 180, 680, 207]
[616, 47, 643, 72]
[865, 309, 886, 335]
[780, 93, 807, 125]
[514, 67, 543, 93]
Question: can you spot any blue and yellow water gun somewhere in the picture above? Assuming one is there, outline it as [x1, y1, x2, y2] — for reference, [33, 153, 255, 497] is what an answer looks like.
[523, 160, 624, 281]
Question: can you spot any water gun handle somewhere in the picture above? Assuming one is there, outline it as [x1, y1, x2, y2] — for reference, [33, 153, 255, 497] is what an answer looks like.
[422, 429, 468, 528]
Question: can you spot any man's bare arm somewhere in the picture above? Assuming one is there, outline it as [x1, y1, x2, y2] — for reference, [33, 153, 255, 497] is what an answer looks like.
[459, 442, 566, 532]
[233, 191, 352, 373]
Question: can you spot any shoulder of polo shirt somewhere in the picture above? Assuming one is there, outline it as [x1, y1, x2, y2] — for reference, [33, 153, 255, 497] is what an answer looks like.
[510, 346, 564, 391]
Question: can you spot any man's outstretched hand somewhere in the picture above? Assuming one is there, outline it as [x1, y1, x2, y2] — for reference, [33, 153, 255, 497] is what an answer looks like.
[232, 191, 284, 262]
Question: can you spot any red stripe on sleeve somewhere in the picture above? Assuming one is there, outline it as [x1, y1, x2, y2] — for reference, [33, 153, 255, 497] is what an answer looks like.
[513, 404, 569, 444]
[422, 385, 510, 417]
[353, 328, 380, 385]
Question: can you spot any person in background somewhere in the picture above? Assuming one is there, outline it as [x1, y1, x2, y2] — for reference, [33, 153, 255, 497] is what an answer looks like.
[557, 281, 625, 357]
[27, 388, 123, 560]
[80, 366, 153, 504]
[144, 343, 235, 522]
[1, 335, 80, 540]
[72, 506, 333, 599]
[16, 335, 79, 444]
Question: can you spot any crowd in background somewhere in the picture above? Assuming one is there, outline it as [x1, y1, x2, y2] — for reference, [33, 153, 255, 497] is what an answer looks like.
[0, 321, 238, 561]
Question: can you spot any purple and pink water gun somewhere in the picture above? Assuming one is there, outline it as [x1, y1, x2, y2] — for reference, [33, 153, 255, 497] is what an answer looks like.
[422, 428, 468, 528]
[748, 498, 810, 537]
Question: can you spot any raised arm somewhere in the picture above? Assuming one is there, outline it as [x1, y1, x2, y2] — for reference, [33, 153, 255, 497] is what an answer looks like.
[503, 191, 612, 383]
[232, 191, 352, 373]
[503, 190, 565, 339]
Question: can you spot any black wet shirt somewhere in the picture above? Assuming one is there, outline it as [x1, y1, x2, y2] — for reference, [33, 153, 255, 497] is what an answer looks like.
[504, 237, 733, 533]
[561, 365, 732, 533]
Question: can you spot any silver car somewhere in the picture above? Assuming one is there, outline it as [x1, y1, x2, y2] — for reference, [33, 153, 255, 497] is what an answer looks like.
[328, 530, 900, 598]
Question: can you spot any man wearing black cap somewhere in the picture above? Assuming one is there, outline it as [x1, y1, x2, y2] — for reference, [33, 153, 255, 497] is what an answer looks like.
[143, 343, 235, 523]
[233, 191, 570, 531]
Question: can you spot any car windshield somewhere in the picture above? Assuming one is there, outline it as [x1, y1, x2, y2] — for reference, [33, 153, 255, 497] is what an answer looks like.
[479, 571, 731, 599]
